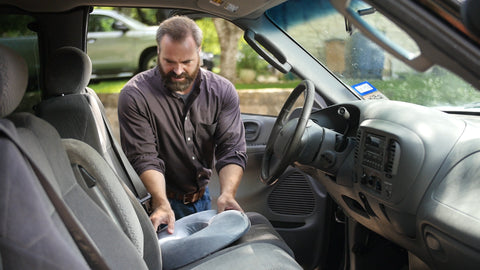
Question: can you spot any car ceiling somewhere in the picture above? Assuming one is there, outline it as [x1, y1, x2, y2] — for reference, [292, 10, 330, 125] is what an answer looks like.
[0, 0, 285, 20]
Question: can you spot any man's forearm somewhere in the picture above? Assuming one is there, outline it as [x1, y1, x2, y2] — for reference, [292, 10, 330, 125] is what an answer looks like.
[218, 164, 243, 196]
[140, 169, 169, 208]
[217, 164, 244, 212]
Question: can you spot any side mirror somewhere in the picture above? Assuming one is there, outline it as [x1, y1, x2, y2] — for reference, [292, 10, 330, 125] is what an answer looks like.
[112, 21, 129, 32]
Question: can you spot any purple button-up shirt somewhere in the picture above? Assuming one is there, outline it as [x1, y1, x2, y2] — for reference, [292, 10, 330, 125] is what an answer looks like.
[118, 67, 247, 194]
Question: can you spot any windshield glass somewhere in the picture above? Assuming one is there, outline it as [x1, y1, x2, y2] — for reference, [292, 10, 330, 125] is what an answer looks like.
[267, 0, 480, 108]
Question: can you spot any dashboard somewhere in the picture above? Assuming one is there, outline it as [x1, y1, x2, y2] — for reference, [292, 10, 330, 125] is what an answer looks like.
[296, 99, 480, 269]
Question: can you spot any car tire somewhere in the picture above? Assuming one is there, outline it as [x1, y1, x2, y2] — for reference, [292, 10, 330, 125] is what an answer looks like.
[140, 49, 157, 72]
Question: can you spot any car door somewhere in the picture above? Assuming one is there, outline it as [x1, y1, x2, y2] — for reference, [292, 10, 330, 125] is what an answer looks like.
[208, 88, 332, 269]
[87, 14, 136, 76]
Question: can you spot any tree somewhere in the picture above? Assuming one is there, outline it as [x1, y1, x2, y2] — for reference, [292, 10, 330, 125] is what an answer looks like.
[212, 18, 243, 82]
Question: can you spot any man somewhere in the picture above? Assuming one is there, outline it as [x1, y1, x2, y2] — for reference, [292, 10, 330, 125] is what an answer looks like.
[117, 16, 247, 234]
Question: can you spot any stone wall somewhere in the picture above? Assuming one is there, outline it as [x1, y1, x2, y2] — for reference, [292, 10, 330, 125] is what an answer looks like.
[97, 88, 292, 142]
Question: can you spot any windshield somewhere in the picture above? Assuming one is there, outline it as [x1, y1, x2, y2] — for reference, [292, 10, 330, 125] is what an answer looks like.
[267, 0, 480, 109]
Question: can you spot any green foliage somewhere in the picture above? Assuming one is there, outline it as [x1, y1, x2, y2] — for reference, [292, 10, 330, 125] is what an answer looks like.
[236, 41, 270, 74]
[195, 18, 221, 55]
[89, 80, 128, 93]
[133, 8, 161, 25]
[0, 15, 36, 37]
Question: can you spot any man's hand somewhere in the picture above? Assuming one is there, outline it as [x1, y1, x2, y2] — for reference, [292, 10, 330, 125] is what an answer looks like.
[150, 199, 175, 233]
[140, 170, 175, 233]
[217, 193, 243, 212]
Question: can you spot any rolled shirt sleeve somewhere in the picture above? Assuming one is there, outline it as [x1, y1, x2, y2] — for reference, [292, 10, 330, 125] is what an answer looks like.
[118, 75, 166, 176]
[212, 80, 247, 172]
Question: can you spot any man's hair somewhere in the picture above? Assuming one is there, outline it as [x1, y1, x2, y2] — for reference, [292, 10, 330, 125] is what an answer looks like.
[156, 16, 203, 50]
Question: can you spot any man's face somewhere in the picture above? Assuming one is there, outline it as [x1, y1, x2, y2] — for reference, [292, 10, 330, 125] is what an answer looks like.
[158, 34, 201, 93]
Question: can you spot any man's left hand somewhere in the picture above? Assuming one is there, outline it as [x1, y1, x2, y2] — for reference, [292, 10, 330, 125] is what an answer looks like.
[217, 193, 243, 212]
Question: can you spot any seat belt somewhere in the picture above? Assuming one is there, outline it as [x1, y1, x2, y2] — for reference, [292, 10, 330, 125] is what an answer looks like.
[0, 122, 111, 270]
[86, 88, 152, 213]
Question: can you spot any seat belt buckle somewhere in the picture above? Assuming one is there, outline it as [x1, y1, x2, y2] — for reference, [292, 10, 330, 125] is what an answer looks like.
[138, 193, 152, 214]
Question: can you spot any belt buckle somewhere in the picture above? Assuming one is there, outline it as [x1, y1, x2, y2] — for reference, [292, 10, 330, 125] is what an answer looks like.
[182, 194, 190, 204]
[138, 193, 152, 214]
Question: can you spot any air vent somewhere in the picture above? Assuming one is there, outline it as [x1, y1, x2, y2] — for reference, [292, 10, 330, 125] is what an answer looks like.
[354, 129, 362, 163]
[385, 140, 400, 175]
[267, 171, 315, 216]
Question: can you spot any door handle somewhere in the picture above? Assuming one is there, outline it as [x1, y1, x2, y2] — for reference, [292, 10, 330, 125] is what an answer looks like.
[244, 121, 261, 142]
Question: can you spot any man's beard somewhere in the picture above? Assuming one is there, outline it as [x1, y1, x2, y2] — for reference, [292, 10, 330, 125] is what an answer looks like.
[159, 61, 200, 93]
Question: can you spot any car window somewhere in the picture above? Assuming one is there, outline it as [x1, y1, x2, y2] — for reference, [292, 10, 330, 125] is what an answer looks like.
[0, 14, 41, 112]
[88, 15, 116, 32]
[267, 0, 480, 109]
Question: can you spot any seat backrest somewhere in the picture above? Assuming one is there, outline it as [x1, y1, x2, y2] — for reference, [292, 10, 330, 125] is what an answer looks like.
[0, 119, 90, 270]
[34, 46, 161, 269]
[36, 46, 107, 161]
[0, 45, 89, 269]
[0, 43, 149, 270]
[36, 46, 140, 197]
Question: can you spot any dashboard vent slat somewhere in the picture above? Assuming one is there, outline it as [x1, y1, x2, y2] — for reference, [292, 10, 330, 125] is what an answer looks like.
[354, 129, 362, 163]
[385, 139, 400, 175]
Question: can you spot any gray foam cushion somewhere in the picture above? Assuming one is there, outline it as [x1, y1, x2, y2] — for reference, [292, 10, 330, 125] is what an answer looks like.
[158, 210, 251, 270]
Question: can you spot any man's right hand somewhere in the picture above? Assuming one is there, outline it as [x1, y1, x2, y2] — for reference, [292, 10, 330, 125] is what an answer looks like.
[150, 202, 175, 234]
[139, 170, 175, 233]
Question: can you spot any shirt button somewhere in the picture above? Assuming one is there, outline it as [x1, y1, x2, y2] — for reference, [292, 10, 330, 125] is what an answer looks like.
[185, 116, 188, 121]
[192, 156, 195, 160]
[187, 137, 191, 141]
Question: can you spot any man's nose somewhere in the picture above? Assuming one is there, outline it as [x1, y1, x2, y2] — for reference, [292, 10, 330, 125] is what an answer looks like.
[173, 64, 185, 75]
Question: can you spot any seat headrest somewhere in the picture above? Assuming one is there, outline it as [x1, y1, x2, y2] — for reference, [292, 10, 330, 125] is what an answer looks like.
[45, 46, 92, 97]
[0, 44, 28, 118]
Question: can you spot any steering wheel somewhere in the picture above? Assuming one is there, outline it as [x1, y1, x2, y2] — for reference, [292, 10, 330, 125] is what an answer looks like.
[261, 80, 315, 185]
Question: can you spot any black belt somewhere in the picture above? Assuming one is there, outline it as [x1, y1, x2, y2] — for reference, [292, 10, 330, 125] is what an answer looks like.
[166, 187, 206, 204]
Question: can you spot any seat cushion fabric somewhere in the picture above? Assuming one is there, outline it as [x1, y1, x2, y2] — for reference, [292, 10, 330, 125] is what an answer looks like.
[62, 138, 144, 255]
[36, 94, 103, 153]
[0, 120, 89, 270]
[45, 46, 91, 97]
[236, 212, 295, 257]
[158, 210, 251, 270]
[0, 45, 27, 117]
[8, 113, 148, 270]
[179, 242, 302, 270]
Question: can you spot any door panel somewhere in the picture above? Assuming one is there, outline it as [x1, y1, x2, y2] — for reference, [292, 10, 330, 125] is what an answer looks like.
[209, 113, 329, 269]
